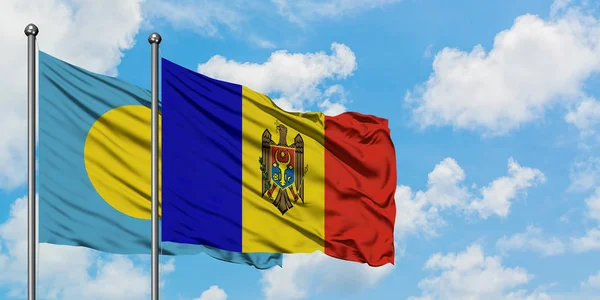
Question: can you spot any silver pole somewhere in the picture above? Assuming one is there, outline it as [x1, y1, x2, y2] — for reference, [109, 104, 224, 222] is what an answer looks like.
[148, 32, 162, 300]
[24, 23, 38, 300]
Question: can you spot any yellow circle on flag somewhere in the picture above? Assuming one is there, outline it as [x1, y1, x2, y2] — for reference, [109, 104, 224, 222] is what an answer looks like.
[84, 105, 161, 220]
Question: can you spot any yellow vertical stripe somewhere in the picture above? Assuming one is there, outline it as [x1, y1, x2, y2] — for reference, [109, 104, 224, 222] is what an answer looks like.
[241, 86, 325, 253]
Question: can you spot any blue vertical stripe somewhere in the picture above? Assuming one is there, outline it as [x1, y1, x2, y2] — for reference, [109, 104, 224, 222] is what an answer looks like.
[161, 58, 243, 252]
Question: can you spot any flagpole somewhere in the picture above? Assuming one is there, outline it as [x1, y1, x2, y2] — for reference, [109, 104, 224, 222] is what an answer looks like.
[149, 32, 162, 300]
[24, 23, 38, 300]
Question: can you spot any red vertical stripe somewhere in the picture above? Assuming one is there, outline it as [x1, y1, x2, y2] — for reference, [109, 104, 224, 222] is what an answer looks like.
[324, 112, 396, 266]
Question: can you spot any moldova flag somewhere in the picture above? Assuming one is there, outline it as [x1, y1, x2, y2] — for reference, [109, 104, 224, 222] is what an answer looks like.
[161, 59, 397, 266]
[38, 51, 281, 269]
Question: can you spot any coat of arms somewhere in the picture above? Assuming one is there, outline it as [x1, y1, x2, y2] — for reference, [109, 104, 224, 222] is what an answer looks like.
[259, 121, 308, 215]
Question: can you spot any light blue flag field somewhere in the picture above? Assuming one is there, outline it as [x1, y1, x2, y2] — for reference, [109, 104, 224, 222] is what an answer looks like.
[38, 51, 282, 269]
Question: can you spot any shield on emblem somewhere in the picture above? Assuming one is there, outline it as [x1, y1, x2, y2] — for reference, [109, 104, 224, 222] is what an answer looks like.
[271, 146, 295, 189]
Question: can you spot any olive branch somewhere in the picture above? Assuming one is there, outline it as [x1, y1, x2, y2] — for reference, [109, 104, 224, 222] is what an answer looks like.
[258, 157, 272, 192]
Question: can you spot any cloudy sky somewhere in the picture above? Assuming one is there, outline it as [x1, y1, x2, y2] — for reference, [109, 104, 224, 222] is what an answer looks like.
[1, 0, 600, 299]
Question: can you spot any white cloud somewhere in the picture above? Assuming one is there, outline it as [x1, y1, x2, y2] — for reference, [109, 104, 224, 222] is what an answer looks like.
[395, 157, 545, 238]
[569, 156, 600, 192]
[571, 228, 600, 253]
[581, 270, 600, 289]
[394, 158, 468, 237]
[570, 188, 600, 253]
[504, 289, 553, 300]
[496, 226, 566, 257]
[565, 97, 600, 136]
[424, 44, 434, 58]
[160, 257, 175, 273]
[394, 184, 446, 238]
[145, 0, 401, 38]
[406, 4, 600, 136]
[409, 244, 538, 300]
[197, 42, 356, 114]
[260, 252, 394, 300]
[469, 158, 546, 219]
[585, 188, 600, 222]
[316, 85, 349, 116]
[143, 0, 243, 37]
[0, 0, 145, 189]
[247, 35, 277, 49]
[272, 0, 401, 25]
[0, 196, 174, 299]
[317, 99, 347, 116]
[194, 285, 228, 300]
[67, 256, 150, 300]
[143, 0, 397, 47]
[550, 0, 574, 17]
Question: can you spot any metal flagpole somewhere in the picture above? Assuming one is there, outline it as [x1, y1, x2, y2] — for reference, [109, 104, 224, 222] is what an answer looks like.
[148, 32, 162, 300]
[24, 23, 39, 300]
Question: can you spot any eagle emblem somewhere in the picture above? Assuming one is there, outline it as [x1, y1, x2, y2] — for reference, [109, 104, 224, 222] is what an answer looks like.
[259, 121, 308, 215]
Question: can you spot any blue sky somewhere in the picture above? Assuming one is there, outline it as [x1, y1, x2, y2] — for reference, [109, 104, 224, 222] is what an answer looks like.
[1, 0, 600, 299]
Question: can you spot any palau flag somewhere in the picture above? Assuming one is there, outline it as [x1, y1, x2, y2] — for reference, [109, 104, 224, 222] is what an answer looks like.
[161, 59, 397, 266]
[38, 51, 282, 269]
